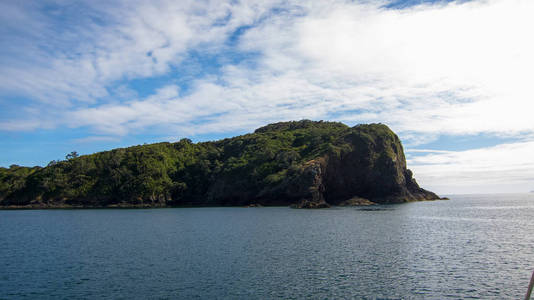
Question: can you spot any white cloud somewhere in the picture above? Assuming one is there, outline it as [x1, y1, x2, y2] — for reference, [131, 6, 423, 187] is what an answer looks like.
[406, 149, 455, 154]
[3, 0, 534, 140]
[238, 0, 534, 138]
[408, 141, 534, 194]
[45, 1, 531, 139]
[0, 0, 281, 105]
[0, 119, 42, 131]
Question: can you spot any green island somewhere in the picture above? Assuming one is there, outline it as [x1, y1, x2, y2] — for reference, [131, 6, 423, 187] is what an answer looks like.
[0, 120, 442, 209]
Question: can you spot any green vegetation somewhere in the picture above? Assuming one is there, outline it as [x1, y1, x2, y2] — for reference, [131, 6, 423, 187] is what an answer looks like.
[0, 120, 438, 208]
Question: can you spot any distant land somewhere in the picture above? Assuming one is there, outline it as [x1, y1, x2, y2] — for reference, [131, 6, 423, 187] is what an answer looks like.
[0, 120, 442, 209]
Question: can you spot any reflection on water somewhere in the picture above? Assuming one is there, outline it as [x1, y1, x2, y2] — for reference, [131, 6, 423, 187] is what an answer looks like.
[0, 194, 533, 299]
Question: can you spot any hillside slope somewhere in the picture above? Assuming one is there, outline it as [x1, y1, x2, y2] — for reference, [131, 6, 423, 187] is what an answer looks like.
[0, 120, 440, 208]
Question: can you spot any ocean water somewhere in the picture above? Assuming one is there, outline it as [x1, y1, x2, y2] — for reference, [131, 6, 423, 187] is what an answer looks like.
[1, 194, 533, 299]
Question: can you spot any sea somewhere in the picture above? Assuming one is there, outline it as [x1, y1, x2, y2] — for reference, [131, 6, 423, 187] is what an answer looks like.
[1, 194, 533, 299]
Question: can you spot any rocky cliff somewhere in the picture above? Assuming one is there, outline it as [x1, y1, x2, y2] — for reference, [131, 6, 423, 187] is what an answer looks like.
[0, 120, 440, 208]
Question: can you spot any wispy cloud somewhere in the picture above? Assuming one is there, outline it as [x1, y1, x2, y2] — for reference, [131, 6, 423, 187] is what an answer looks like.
[72, 135, 121, 144]
[236, 0, 534, 138]
[0, 0, 281, 105]
[406, 149, 455, 154]
[408, 141, 534, 193]
[4, 0, 527, 141]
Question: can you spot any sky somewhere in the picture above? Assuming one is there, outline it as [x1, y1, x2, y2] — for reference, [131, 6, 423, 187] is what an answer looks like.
[1, 0, 533, 194]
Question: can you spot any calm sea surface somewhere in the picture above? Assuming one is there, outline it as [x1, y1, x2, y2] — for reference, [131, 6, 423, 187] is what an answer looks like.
[1, 194, 533, 299]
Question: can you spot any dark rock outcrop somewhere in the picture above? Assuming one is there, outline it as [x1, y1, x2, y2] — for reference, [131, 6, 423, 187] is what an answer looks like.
[338, 197, 376, 206]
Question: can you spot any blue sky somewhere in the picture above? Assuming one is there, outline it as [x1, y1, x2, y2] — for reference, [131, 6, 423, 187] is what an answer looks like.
[1, 0, 533, 194]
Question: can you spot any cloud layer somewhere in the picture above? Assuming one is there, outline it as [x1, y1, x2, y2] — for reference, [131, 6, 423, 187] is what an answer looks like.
[408, 141, 534, 194]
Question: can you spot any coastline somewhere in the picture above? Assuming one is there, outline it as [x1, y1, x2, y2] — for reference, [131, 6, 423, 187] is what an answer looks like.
[0, 197, 449, 210]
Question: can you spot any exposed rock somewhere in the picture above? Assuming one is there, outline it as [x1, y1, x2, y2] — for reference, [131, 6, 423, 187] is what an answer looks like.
[290, 199, 330, 209]
[337, 197, 376, 206]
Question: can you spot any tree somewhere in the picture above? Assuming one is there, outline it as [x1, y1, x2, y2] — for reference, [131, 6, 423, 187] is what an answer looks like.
[66, 151, 79, 160]
[47, 160, 59, 167]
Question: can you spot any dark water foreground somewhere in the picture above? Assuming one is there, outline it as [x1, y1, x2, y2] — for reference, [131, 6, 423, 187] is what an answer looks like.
[1, 194, 533, 299]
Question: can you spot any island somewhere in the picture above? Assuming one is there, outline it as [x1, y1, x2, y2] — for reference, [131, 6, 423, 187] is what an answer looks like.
[0, 120, 442, 209]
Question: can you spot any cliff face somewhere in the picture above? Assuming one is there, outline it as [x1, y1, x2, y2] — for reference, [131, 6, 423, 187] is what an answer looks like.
[323, 124, 438, 204]
[0, 121, 439, 208]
